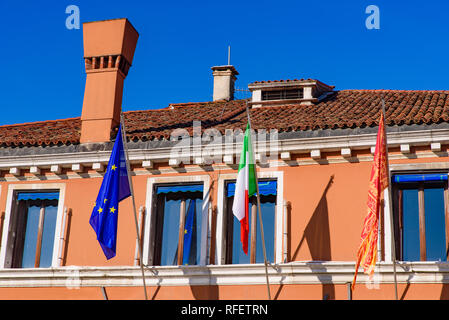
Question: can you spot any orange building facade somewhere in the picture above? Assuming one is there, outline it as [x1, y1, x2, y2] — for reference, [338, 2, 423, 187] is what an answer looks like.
[1, 18, 449, 300]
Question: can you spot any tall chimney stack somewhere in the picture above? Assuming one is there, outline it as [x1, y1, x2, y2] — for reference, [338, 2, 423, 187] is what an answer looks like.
[80, 18, 139, 143]
[211, 65, 238, 101]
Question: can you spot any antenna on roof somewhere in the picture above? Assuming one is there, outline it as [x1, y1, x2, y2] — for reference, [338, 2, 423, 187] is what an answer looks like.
[228, 45, 231, 65]
[235, 86, 251, 100]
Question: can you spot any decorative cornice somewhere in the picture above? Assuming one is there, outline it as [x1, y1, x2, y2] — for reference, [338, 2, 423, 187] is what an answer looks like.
[84, 54, 131, 77]
[0, 261, 448, 288]
[0, 128, 447, 179]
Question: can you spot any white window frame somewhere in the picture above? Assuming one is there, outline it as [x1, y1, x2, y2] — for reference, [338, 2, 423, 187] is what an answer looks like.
[382, 162, 449, 263]
[216, 170, 284, 265]
[143, 175, 211, 266]
[0, 183, 66, 268]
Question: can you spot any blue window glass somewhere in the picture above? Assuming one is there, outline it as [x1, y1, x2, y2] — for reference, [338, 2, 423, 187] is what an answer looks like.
[231, 201, 275, 264]
[424, 188, 446, 261]
[396, 175, 448, 262]
[160, 199, 180, 266]
[39, 205, 58, 267]
[402, 189, 420, 261]
[21, 205, 41, 268]
[14, 191, 59, 268]
[226, 180, 276, 264]
[155, 184, 203, 266]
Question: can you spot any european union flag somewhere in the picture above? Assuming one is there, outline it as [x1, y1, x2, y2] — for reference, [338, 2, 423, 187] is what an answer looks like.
[182, 199, 196, 265]
[89, 125, 131, 259]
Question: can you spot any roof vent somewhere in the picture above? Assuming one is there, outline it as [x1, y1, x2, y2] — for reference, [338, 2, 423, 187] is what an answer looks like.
[248, 79, 334, 107]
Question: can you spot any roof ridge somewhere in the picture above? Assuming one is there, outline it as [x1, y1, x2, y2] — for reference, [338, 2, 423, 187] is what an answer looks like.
[168, 98, 248, 108]
[251, 78, 317, 84]
[122, 99, 248, 113]
[0, 116, 81, 129]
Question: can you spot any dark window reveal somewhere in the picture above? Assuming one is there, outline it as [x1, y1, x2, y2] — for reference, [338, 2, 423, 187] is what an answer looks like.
[261, 89, 304, 101]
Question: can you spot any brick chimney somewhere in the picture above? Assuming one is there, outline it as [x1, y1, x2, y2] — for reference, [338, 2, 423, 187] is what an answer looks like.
[211, 65, 238, 101]
[80, 18, 139, 143]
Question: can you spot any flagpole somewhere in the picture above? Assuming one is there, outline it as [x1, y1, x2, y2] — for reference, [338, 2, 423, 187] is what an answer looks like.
[120, 114, 149, 300]
[381, 97, 399, 300]
[245, 101, 272, 300]
[255, 176, 272, 300]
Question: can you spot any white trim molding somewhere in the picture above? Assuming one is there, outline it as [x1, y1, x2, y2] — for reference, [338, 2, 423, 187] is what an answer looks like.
[383, 163, 449, 263]
[0, 127, 447, 179]
[0, 261, 448, 288]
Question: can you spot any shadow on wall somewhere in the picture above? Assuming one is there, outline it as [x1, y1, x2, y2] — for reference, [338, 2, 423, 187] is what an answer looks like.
[190, 283, 219, 300]
[302, 175, 334, 262]
[401, 281, 449, 300]
[146, 267, 219, 300]
[276, 174, 335, 300]
[441, 284, 449, 300]
[438, 270, 449, 300]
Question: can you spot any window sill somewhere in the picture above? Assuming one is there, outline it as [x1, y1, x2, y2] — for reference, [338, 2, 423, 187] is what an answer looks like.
[0, 261, 448, 288]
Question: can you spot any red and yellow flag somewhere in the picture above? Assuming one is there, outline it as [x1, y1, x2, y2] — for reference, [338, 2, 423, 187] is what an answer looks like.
[352, 112, 389, 290]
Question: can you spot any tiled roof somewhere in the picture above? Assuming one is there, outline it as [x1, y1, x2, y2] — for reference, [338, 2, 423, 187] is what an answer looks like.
[0, 117, 81, 147]
[123, 89, 449, 140]
[2, 89, 449, 147]
[123, 99, 247, 141]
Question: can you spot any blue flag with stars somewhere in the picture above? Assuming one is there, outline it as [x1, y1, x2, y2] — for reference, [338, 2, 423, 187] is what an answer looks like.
[182, 199, 196, 265]
[89, 124, 131, 259]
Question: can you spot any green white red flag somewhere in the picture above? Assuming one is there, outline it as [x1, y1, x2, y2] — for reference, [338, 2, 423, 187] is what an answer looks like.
[232, 122, 257, 254]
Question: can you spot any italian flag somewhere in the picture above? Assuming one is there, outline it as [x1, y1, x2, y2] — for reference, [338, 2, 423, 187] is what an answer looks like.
[232, 122, 257, 255]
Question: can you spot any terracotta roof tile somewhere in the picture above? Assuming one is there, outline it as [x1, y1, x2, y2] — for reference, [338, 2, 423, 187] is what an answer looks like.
[0, 117, 81, 147]
[122, 89, 449, 141]
[1, 89, 449, 147]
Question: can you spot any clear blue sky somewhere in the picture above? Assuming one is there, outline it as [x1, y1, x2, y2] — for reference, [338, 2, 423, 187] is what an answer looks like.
[1, 0, 449, 126]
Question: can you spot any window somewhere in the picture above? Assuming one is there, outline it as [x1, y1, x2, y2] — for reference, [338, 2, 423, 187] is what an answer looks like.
[392, 173, 449, 262]
[152, 184, 203, 266]
[9, 191, 59, 268]
[261, 89, 303, 101]
[223, 180, 277, 264]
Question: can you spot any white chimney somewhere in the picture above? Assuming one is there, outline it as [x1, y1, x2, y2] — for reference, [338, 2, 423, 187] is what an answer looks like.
[211, 65, 238, 101]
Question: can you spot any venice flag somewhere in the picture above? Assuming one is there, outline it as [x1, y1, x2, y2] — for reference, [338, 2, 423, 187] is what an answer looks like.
[352, 111, 389, 290]
[232, 122, 257, 255]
